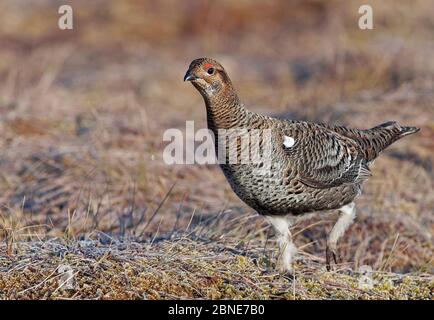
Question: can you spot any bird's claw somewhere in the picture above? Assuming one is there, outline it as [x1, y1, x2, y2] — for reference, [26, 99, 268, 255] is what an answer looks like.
[326, 246, 340, 271]
[277, 266, 294, 280]
[282, 272, 295, 281]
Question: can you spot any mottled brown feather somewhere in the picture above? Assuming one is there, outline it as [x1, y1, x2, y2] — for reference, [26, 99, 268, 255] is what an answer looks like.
[185, 58, 420, 216]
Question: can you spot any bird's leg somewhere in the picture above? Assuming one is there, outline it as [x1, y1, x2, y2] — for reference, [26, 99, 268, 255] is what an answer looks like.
[266, 215, 297, 275]
[326, 202, 356, 271]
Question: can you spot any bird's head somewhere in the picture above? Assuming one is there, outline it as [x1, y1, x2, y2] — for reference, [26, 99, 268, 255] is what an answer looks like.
[184, 58, 235, 102]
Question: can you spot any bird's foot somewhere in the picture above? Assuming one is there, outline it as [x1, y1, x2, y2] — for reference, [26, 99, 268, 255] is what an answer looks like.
[278, 265, 293, 274]
[326, 246, 341, 271]
[281, 272, 295, 281]
[277, 264, 294, 280]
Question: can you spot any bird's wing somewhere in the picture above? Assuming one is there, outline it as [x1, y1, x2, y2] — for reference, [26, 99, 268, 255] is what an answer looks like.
[281, 124, 371, 189]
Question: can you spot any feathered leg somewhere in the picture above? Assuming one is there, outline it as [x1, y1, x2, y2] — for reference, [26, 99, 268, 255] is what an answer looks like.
[266, 215, 297, 274]
[326, 202, 356, 270]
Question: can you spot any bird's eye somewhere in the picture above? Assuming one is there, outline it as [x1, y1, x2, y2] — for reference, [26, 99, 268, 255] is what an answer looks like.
[207, 67, 215, 75]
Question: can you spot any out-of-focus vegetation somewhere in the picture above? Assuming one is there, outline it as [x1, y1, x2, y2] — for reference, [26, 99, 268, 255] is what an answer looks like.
[0, 0, 432, 299]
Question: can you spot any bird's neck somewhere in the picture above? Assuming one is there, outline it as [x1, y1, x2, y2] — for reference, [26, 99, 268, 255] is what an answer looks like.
[202, 86, 247, 133]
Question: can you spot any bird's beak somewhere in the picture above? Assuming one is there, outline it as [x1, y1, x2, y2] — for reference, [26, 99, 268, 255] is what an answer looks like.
[184, 70, 199, 82]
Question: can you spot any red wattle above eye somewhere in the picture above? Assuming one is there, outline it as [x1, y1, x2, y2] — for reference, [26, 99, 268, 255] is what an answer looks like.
[204, 63, 213, 70]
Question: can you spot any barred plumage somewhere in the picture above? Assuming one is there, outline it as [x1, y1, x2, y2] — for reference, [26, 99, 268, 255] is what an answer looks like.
[184, 58, 420, 273]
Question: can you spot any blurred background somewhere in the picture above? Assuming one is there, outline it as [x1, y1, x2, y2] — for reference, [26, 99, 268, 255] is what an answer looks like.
[0, 0, 432, 273]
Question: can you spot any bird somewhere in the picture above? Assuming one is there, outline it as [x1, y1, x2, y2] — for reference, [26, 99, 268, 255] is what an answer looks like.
[183, 57, 420, 274]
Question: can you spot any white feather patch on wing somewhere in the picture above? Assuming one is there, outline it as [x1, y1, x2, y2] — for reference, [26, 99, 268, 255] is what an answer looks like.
[283, 135, 295, 148]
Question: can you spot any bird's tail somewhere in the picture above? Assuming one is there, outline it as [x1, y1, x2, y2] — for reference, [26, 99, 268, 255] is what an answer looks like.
[371, 121, 420, 138]
[395, 124, 421, 137]
[362, 121, 420, 161]
[324, 121, 420, 162]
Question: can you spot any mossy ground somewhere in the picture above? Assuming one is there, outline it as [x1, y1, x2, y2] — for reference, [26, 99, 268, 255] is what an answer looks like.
[1, 237, 432, 299]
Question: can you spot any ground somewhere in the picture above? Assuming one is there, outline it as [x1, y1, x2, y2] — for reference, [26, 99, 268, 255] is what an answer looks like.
[0, 0, 433, 299]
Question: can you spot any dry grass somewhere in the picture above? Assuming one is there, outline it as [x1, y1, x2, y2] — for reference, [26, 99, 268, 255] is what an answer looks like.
[1, 234, 432, 300]
[0, 0, 433, 299]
